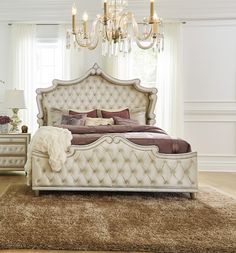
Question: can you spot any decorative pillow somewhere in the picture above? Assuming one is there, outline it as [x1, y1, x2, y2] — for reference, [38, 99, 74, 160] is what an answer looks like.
[130, 107, 146, 125]
[113, 116, 139, 126]
[97, 107, 128, 118]
[101, 108, 130, 119]
[47, 108, 69, 126]
[61, 114, 86, 126]
[69, 109, 98, 118]
[85, 117, 114, 126]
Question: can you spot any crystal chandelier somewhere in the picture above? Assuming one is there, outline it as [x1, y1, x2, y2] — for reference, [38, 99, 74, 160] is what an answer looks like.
[67, 0, 164, 56]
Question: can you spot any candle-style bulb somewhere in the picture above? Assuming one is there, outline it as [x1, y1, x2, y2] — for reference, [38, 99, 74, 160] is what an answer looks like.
[83, 12, 88, 22]
[72, 3, 77, 15]
[153, 12, 158, 20]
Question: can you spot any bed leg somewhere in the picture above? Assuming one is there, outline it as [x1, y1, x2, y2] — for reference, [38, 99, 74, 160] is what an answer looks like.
[190, 192, 197, 200]
[35, 190, 40, 197]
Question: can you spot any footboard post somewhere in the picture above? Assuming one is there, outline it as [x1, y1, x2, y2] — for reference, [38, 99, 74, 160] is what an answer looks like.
[35, 190, 40, 197]
[190, 193, 197, 200]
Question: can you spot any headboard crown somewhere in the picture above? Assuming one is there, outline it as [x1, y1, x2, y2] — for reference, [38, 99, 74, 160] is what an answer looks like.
[36, 64, 157, 126]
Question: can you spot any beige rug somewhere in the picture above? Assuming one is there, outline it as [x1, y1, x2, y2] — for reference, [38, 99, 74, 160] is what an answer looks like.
[0, 185, 235, 252]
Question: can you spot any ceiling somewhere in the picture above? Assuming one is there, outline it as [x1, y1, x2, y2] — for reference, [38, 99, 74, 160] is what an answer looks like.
[0, 0, 235, 23]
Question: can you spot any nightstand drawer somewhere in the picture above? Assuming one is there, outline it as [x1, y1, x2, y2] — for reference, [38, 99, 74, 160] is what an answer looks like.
[0, 156, 26, 168]
[0, 144, 26, 155]
[0, 137, 27, 143]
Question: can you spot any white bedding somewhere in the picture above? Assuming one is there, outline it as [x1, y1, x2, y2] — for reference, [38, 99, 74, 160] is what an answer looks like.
[25, 126, 72, 185]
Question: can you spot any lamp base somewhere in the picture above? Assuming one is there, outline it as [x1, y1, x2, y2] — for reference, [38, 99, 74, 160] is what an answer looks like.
[9, 108, 22, 133]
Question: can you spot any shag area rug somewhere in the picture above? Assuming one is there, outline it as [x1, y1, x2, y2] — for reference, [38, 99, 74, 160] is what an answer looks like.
[0, 185, 235, 252]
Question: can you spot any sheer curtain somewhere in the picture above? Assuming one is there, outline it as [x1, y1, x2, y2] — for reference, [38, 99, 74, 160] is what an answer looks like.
[10, 24, 85, 133]
[156, 23, 183, 138]
[59, 25, 84, 80]
[10, 24, 37, 133]
[102, 22, 183, 138]
[102, 54, 129, 79]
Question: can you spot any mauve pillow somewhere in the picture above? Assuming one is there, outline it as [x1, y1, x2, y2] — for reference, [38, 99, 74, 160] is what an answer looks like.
[101, 108, 130, 119]
[113, 116, 139, 126]
[69, 118, 86, 126]
[61, 114, 86, 126]
[69, 109, 98, 118]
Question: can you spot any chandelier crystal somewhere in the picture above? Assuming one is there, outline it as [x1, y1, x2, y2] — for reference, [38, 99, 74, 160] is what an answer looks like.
[67, 0, 164, 56]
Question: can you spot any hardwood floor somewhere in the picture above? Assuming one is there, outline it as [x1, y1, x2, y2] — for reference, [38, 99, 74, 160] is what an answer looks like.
[0, 171, 235, 253]
[199, 171, 236, 197]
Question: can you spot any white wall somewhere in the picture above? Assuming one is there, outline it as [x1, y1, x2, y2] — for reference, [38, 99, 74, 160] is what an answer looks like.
[183, 20, 236, 172]
[0, 23, 10, 114]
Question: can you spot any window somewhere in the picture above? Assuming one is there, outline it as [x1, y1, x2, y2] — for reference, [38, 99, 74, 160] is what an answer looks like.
[35, 24, 63, 88]
[32, 26, 63, 132]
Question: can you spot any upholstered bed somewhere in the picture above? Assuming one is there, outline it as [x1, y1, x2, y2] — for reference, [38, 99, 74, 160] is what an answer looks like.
[31, 64, 198, 198]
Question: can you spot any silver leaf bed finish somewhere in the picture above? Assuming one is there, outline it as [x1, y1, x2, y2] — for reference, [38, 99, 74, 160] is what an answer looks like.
[33, 64, 198, 199]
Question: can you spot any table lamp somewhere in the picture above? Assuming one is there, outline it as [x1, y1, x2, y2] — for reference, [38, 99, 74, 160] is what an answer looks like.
[5, 89, 26, 132]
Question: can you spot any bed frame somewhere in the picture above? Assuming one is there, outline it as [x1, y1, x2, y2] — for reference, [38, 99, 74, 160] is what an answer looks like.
[32, 64, 198, 199]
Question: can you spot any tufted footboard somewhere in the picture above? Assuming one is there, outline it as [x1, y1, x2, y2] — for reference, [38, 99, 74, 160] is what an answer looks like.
[31, 135, 198, 198]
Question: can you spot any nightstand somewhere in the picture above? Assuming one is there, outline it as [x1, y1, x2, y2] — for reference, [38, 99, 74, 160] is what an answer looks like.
[0, 133, 31, 171]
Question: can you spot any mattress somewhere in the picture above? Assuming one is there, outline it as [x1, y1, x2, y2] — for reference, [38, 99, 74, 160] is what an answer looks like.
[60, 125, 191, 154]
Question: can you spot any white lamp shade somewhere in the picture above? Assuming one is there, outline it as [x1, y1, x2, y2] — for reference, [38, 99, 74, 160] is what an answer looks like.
[4, 89, 26, 109]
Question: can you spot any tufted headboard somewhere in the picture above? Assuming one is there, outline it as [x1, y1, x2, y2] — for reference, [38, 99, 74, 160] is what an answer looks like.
[36, 64, 157, 127]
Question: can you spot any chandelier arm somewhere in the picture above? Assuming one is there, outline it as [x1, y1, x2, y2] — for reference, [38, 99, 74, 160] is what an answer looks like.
[119, 13, 153, 42]
[87, 20, 101, 49]
[118, 12, 131, 28]
[104, 25, 113, 42]
[74, 35, 99, 50]
[87, 37, 100, 50]
[135, 39, 155, 50]
[131, 16, 153, 41]
[74, 34, 88, 48]
[90, 19, 100, 37]
[74, 19, 100, 49]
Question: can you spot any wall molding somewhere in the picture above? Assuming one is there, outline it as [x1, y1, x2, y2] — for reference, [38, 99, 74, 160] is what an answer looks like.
[183, 20, 236, 27]
[184, 101, 236, 122]
[198, 155, 236, 172]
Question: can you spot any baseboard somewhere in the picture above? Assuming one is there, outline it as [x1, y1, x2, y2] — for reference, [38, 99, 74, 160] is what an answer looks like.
[198, 155, 236, 172]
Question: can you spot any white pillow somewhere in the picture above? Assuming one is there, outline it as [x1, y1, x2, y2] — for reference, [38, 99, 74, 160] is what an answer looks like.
[47, 108, 68, 126]
[130, 107, 146, 125]
[85, 117, 114, 126]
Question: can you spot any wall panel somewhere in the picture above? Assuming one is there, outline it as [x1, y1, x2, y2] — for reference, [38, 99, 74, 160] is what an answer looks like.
[183, 21, 236, 172]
